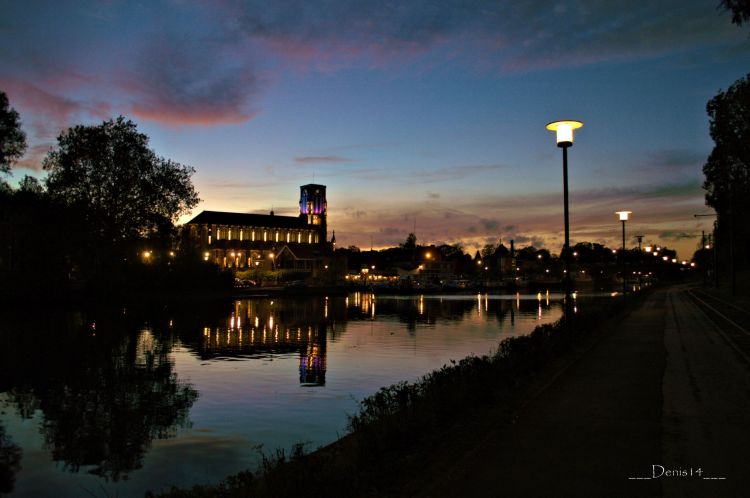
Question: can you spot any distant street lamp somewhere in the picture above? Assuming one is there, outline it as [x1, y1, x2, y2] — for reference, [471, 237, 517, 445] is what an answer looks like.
[616, 211, 631, 295]
[546, 119, 583, 319]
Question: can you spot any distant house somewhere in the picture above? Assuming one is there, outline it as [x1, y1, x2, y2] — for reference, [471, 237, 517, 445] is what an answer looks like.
[184, 184, 331, 271]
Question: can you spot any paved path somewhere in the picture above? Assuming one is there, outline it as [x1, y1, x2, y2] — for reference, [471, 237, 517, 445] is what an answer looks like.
[412, 286, 750, 498]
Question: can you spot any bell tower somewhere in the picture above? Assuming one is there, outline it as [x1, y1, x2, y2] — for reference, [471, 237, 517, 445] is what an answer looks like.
[299, 184, 327, 244]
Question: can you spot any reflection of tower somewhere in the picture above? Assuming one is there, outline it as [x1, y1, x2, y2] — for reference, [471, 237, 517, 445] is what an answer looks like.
[299, 323, 327, 386]
[299, 184, 327, 246]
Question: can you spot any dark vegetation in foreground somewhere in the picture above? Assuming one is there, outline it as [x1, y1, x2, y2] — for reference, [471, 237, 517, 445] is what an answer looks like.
[149, 291, 649, 498]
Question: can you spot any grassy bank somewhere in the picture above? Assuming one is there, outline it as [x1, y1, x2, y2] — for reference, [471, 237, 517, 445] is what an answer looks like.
[150, 290, 650, 498]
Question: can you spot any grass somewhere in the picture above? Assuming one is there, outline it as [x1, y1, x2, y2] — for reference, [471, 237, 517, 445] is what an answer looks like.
[149, 291, 649, 498]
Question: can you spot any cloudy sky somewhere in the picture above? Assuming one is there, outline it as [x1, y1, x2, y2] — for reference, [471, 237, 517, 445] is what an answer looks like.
[2, 0, 749, 257]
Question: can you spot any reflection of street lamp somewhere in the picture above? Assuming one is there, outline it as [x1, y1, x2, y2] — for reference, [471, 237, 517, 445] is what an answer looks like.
[547, 119, 583, 318]
[615, 211, 631, 295]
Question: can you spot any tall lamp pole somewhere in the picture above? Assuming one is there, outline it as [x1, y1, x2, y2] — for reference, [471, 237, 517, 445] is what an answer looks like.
[616, 211, 631, 295]
[546, 120, 583, 321]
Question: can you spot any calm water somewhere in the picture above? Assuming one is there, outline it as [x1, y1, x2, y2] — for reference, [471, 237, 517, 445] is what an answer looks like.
[0, 291, 602, 497]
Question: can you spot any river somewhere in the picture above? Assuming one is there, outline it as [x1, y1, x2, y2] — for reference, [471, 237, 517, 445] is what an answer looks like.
[0, 291, 603, 497]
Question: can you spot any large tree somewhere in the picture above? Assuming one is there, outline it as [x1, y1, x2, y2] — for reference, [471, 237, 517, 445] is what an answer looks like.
[704, 74, 750, 211]
[0, 91, 27, 175]
[44, 116, 199, 244]
[704, 73, 750, 269]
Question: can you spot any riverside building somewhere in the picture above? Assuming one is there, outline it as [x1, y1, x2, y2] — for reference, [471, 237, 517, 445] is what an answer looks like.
[185, 184, 331, 271]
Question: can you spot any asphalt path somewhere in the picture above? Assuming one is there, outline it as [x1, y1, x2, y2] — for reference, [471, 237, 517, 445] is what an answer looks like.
[411, 286, 750, 498]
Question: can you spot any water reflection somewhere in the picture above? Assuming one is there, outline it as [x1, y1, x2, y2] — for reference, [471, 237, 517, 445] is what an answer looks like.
[180, 293, 560, 385]
[0, 311, 197, 482]
[0, 291, 573, 496]
[0, 423, 22, 494]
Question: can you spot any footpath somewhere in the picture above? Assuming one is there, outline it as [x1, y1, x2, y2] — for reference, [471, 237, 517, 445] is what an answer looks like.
[409, 286, 750, 498]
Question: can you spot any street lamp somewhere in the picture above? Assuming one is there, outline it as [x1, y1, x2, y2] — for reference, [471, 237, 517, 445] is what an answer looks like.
[547, 120, 583, 319]
[615, 211, 631, 295]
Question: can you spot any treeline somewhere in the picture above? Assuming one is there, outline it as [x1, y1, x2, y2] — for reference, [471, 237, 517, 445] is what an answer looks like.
[0, 94, 230, 301]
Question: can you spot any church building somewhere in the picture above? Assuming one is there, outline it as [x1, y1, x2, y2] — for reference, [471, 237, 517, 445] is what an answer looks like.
[185, 184, 331, 271]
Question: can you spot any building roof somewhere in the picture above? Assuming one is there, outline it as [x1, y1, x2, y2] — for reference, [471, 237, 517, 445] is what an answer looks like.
[186, 210, 308, 229]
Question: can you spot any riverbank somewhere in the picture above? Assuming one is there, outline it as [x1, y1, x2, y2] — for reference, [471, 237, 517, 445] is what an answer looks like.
[150, 288, 651, 497]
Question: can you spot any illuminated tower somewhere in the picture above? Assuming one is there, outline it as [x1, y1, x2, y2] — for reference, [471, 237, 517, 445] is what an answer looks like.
[299, 184, 327, 244]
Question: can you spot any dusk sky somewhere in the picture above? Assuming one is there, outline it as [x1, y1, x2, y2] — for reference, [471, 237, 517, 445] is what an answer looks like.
[3, 0, 749, 258]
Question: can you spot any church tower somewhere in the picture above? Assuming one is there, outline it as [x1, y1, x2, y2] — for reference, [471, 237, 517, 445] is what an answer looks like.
[299, 184, 327, 245]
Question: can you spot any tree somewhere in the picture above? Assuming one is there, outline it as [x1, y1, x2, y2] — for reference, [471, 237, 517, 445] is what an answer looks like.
[0, 91, 27, 175]
[703, 74, 750, 270]
[43, 116, 199, 244]
[17, 174, 43, 194]
[704, 74, 750, 212]
[721, 0, 750, 26]
[401, 232, 417, 250]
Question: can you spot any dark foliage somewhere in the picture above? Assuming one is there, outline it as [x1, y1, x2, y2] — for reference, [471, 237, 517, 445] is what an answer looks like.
[0, 91, 26, 175]
[704, 73, 750, 269]
[721, 0, 750, 26]
[44, 116, 199, 244]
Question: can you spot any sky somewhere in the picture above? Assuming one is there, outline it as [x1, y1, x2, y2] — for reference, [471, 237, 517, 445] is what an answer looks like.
[2, 0, 749, 259]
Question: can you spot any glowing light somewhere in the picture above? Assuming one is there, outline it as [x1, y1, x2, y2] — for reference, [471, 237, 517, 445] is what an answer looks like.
[546, 120, 583, 147]
[645, 246, 652, 253]
[615, 210, 631, 221]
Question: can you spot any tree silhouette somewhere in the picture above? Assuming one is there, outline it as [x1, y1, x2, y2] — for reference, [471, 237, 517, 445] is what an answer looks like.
[721, 0, 750, 27]
[704, 73, 750, 269]
[0, 91, 26, 175]
[44, 116, 199, 244]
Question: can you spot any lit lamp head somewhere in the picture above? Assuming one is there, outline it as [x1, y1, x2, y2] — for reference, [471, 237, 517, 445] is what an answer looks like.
[546, 120, 583, 148]
[616, 210, 631, 222]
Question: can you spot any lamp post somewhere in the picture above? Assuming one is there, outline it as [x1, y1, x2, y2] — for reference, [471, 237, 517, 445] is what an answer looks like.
[546, 120, 583, 321]
[616, 211, 631, 295]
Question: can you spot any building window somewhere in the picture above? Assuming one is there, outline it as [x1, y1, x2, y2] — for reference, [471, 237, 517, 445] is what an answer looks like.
[286, 232, 290, 242]
[208, 235, 212, 245]
[263, 231, 267, 242]
[275, 231, 279, 242]
[307, 233, 312, 244]
[240, 229, 243, 241]
[252, 230, 255, 241]
[297, 232, 301, 243]
[228, 229, 232, 240]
